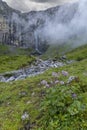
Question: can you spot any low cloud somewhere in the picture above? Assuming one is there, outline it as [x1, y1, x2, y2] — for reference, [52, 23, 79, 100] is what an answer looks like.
[30, 0, 59, 3]
[3, 0, 78, 12]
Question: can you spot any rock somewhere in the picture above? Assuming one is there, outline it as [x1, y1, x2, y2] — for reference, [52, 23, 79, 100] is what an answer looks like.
[6, 76, 15, 82]
[15, 74, 27, 81]
[66, 60, 75, 64]
[21, 112, 29, 121]
[62, 55, 67, 59]
[0, 76, 6, 82]
[51, 62, 65, 68]
[67, 76, 76, 83]
[0, 58, 69, 82]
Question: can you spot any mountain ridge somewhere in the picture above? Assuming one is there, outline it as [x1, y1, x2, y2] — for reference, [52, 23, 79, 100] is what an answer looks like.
[0, 0, 78, 52]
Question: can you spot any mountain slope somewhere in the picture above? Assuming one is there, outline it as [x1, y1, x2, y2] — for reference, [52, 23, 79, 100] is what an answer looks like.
[0, 0, 79, 51]
[0, 44, 87, 129]
[0, 0, 21, 17]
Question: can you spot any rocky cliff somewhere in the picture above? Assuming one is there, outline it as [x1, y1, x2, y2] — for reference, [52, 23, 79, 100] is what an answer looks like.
[0, 0, 78, 52]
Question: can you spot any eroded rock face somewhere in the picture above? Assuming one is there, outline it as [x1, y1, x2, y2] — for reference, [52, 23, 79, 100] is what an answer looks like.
[0, 0, 78, 51]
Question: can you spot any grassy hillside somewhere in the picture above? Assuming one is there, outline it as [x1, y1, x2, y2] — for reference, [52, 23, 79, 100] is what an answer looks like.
[66, 44, 87, 61]
[0, 44, 32, 55]
[41, 43, 72, 59]
[0, 55, 35, 73]
[0, 44, 87, 129]
[0, 45, 35, 73]
[42, 43, 87, 60]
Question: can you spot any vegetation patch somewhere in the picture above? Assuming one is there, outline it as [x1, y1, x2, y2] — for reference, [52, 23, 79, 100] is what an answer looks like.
[66, 44, 87, 61]
[0, 55, 35, 73]
[0, 44, 87, 129]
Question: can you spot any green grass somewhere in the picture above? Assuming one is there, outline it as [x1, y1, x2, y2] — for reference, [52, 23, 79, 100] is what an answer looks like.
[0, 44, 35, 73]
[0, 44, 10, 54]
[0, 44, 33, 55]
[66, 44, 87, 61]
[0, 44, 87, 129]
[0, 55, 35, 73]
[0, 58, 87, 130]
[41, 43, 72, 60]
[0, 73, 52, 130]
[41, 43, 87, 60]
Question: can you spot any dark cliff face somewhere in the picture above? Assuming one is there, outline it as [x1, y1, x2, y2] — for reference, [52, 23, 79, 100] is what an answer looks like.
[21, 2, 78, 51]
[0, 0, 78, 51]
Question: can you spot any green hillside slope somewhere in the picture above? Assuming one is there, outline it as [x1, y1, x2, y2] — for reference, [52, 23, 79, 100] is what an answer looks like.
[0, 44, 87, 130]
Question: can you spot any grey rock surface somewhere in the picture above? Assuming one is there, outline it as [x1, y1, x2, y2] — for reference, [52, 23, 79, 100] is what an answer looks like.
[0, 58, 67, 82]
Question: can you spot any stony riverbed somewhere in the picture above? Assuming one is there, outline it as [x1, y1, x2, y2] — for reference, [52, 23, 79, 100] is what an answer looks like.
[0, 58, 74, 82]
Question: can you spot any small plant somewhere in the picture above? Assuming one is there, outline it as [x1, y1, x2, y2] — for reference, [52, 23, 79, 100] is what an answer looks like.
[39, 80, 87, 130]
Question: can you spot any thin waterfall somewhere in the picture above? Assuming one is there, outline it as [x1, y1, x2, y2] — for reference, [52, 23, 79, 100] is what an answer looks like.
[34, 31, 41, 54]
[34, 31, 38, 51]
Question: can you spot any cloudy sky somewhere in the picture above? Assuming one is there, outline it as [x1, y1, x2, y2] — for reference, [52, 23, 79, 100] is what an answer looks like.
[3, 0, 78, 12]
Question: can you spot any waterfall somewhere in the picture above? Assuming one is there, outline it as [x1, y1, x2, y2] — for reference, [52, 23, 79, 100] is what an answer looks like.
[34, 31, 38, 51]
[34, 31, 41, 54]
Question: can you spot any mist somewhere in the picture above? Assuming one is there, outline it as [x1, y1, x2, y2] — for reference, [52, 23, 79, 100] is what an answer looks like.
[9, 0, 87, 51]
[36, 0, 87, 48]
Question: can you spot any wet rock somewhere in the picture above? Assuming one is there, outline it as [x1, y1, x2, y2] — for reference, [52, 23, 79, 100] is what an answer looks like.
[6, 76, 15, 82]
[0, 58, 73, 82]
[0, 76, 6, 82]
[66, 60, 75, 64]
[50, 61, 65, 68]
[62, 55, 67, 59]
[15, 74, 27, 81]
